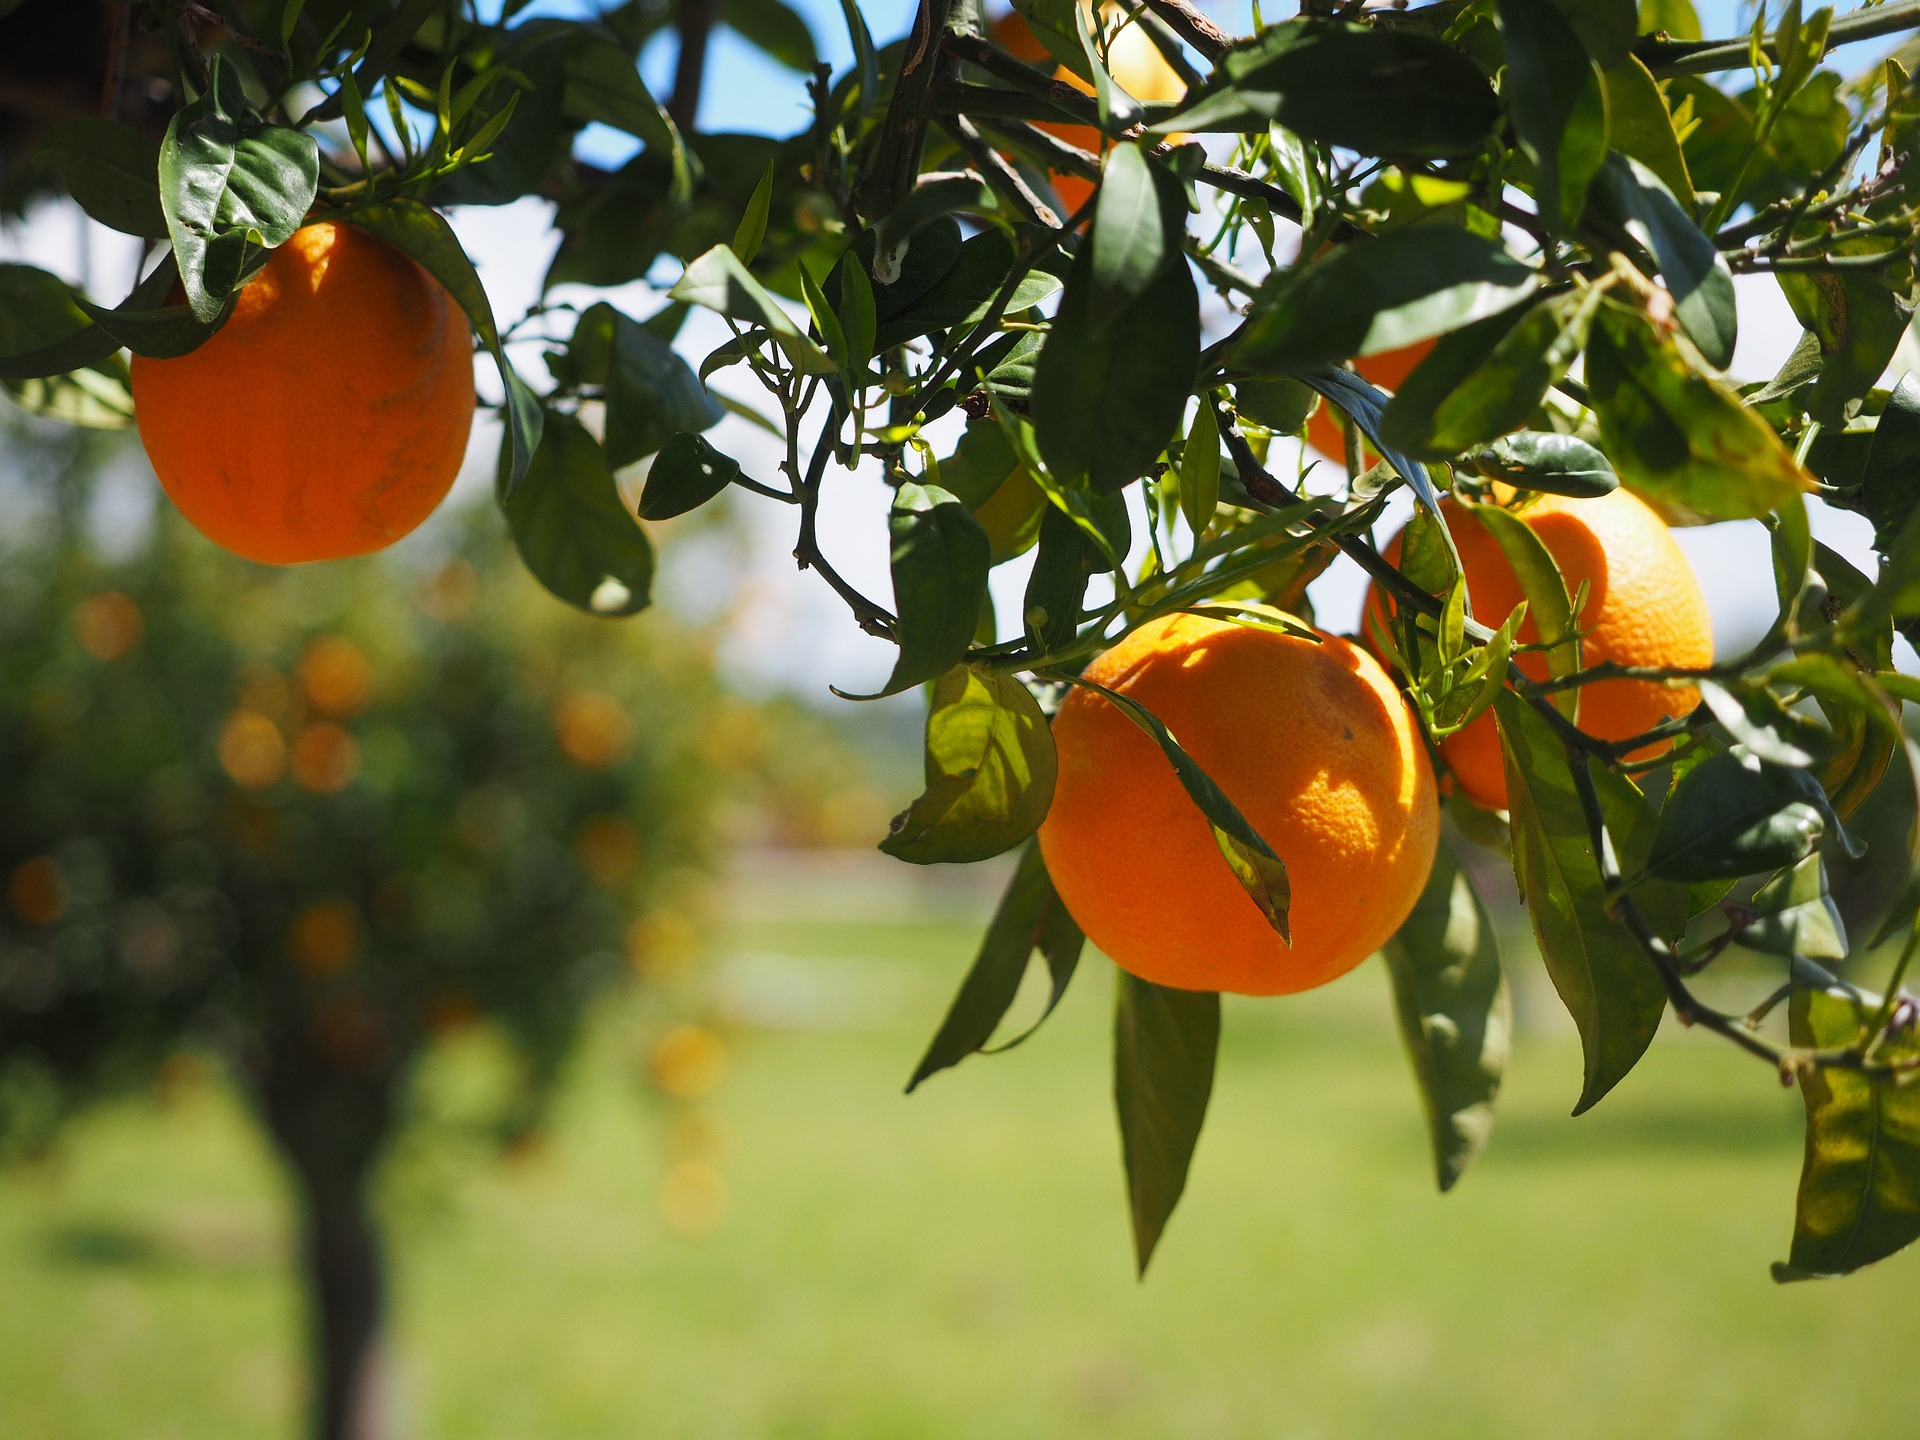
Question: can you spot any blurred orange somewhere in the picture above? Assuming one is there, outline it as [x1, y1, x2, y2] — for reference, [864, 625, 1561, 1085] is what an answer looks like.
[7, 856, 65, 927]
[219, 711, 287, 789]
[658, 1159, 729, 1235]
[291, 898, 363, 976]
[71, 592, 143, 660]
[551, 690, 631, 768]
[290, 722, 361, 793]
[297, 636, 373, 717]
[649, 1023, 729, 1100]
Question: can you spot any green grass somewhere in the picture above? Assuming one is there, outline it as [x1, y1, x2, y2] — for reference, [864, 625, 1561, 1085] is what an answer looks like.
[5, 899, 1920, 1440]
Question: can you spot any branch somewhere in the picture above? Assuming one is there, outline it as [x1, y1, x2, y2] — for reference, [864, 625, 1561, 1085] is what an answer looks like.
[937, 114, 1061, 227]
[1636, 0, 1920, 77]
[794, 412, 898, 638]
[1139, 0, 1233, 62]
[667, 0, 719, 131]
[857, 0, 956, 220]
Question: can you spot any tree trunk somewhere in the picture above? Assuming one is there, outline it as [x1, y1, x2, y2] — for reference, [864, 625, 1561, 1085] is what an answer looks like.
[296, 1177, 389, 1440]
[254, 1045, 398, 1440]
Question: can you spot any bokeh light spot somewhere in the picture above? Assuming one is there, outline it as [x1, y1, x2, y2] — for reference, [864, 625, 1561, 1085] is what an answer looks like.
[71, 592, 144, 661]
[297, 636, 374, 717]
[218, 711, 287, 789]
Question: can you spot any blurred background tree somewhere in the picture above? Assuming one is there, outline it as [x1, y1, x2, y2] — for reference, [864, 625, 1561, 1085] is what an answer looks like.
[0, 411, 741, 1440]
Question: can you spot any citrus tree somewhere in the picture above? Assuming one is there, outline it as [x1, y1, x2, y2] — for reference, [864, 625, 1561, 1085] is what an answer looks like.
[10, 0, 1920, 1300]
[0, 417, 729, 1438]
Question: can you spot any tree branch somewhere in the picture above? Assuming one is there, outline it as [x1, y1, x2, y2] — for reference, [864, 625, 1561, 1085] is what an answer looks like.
[1636, 0, 1920, 77]
[667, 0, 719, 131]
[1139, 0, 1233, 62]
[857, 0, 956, 220]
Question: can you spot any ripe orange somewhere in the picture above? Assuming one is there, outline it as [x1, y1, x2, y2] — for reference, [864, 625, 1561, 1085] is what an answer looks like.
[990, 7, 1188, 215]
[1368, 489, 1714, 810]
[1303, 340, 1435, 462]
[132, 221, 475, 565]
[1039, 613, 1438, 995]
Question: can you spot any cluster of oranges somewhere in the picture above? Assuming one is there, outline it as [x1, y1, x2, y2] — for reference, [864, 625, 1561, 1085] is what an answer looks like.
[217, 634, 374, 795]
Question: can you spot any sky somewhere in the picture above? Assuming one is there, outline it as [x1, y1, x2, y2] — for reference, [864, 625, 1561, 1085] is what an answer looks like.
[1, 0, 1911, 702]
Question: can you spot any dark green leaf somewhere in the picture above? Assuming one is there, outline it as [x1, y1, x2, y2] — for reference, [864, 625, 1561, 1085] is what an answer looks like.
[731, 160, 775, 266]
[0, 265, 134, 426]
[1588, 153, 1737, 369]
[1774, 986, 1920, 1281]
[722, 0, 817, 71]
[1089, 143, 1185, 328]
[906, 840, 1083, 1091]
[1023, 502, 1102, 655]
[1819, 374, 1920, 551]
[1169, 21, 1500, 158]
[159, 55, 318, 322]
[1464, 501, 1580, 709]
[1497, 0, 1608, 232]
[1234, 228, 1539, 376]
[1741, 856, 1847, 961]
[1465, 431, 1618, 497]
[1383, 292, 1594, 459]
[882, 665, 1058, 864]
[1299, 367, 1444, 513]
[343, 199, 542, 495]
[1033, 240, 1198, 494]
[1233, 376, 1317, 432]
[669, 243, 836, 374]
[561, 37, 694, 204]
[1548, 0, 1636, 65]
[589, 305, 723, 468]
[501, 412, 654, 616]
[1779, 242, 1917, 428]
[1599, 56, 1696, 209]
[1072, 677, 1292, 941]
[1179, 403, 1221, 536]
[1382, 834, 1511, 1191]
[854, 484, 991, 699]
[1495, 690, 1682, 1113]
[1649, 748, 1831, 881]
[1114, 971, 1219, 1274]
[636, 432, 740, 521]
[36, 118, 165, 237]
[1585, 306, 1813, 523]
[1696, 679, 1832, 770]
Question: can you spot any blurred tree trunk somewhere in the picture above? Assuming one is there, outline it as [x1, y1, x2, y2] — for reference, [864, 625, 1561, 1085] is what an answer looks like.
[254, 1041, 399, 1440]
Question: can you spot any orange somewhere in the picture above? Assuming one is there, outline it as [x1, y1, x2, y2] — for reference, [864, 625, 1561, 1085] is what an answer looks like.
[1304, 340, 1435, 463]
[132, 221, 475, 565]
[1368, 489, 1714, 810]
[1039, 614, 1438, 995]
[990, 8, 1188, 215]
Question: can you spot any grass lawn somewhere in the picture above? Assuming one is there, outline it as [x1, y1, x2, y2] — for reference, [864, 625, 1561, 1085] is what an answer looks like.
[3, 867, 1917, 1440]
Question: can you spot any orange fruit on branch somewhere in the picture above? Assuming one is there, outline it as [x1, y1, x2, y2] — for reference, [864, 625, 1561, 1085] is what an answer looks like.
[132, 221, 476, 565]
[1039, 613, 1438, 995]
[1368, 489, 1714, 811]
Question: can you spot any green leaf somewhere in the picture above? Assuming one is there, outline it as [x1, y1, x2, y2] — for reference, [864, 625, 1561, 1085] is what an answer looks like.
[1032, 238, 1198, 495]
[1464, 431, 1618, 497]
[159, 55, 319, 323]
[501, 412, 654, 617]
[1741, 856, 1847, 962]
[1648, 748, 1832, 881]
[1233, 228, 1540, 376]
[1179, 403, 1222, 536]
[669, 244, 836, 375]
[1497, 0, 1609, 232]
[906, 839, 1083, 1091]
[36, 118, 165, 237]
[722, 0, 818, 72]
[1114, 971, 1219, 1275]
[1071, 677, 1292, 942]
[570, 304, 723, 469]
[1299, 367, 1445, 513]
[1779, 242, 1917, 428]
[1382, 834, 1511, 1192]
[1383, 291, 1595, 459]
[835, 250, 876, 374]
[1168, 21, 1500, 158]
[1819, 374, 1920, 552]
[731, 160, 775, 266]
[1599, 56, 1696, 210]
[1495, 690, 1682, 1113]
[1089, 143, 1185, 328]
[561, 37, 694, 204]
[852, 484, 991, 699]
[882, 665, 1058, 864]
[1585, 306, 1813, 523]
[1463, 502, 1580, 713]
[342, 199, 542, 496]
[1774, 986, 1920, 1281]
[0, 265, 134, 428]
[636, 432, 741, 521]
[1638, 0, 1700, 41]
[1588, 153, 1737, 370]
[870, 227, 1060, 352]
[1696, 679, 1832, 770]
[1547, 0, 1636, 66]
[1023, 502, 1102, 656]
